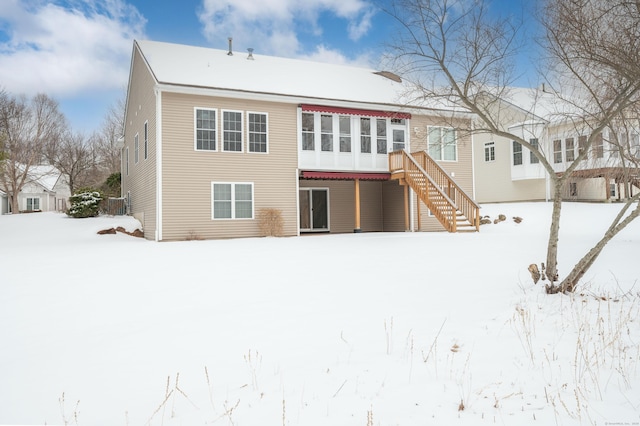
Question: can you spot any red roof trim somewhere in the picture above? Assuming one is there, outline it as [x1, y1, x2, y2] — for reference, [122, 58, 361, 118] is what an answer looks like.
[300, 104, 411, 119]
[301, 171, 391, 181]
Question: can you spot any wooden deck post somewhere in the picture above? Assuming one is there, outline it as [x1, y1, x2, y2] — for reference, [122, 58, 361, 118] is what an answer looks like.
[354, 178, 362, 233]
[404, 183, 410, 231]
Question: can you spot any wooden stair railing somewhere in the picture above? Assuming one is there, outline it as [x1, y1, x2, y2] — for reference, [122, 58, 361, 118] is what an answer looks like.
[389, 150, 480, 232]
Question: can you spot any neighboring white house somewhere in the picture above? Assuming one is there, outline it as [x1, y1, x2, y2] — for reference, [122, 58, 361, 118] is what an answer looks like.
[2, 165, 71, 214]
[474, 87, 640, 203]
[0, 189, 7, 215]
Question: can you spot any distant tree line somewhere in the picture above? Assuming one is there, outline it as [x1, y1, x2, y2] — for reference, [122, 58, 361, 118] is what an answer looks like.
[0, 88, 123, 214]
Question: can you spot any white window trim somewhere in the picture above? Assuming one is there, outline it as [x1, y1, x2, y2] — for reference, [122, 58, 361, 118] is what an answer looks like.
[125, 146, 129, 176]
[512, 140, 523, 166]
[246, 111, 269, 154]
[221, 109, 244, 153]
[26, 197, 40, 211]
[484, 141, 495, 162]
[428, 126, 458, 162]
[194, 107, 218, 152]
[211, 182, 255, 220]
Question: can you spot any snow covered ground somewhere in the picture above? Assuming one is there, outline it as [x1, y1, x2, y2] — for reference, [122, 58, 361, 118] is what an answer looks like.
[0, 202, 638, 425]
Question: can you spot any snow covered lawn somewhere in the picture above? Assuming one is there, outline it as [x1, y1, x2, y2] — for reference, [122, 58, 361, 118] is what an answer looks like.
[0, 202, 638, 425]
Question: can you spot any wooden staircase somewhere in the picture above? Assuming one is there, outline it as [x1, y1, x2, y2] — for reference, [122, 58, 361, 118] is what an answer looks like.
[389, 150, 480, 232]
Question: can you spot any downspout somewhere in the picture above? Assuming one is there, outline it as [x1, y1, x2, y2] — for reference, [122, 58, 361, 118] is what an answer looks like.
[470, 119, 477, 200]
[296, 107, 302, 236]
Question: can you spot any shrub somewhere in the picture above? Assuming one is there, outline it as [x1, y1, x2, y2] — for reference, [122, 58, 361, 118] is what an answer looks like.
[258, 208, 283, 236]
[67, 189, 103, 218]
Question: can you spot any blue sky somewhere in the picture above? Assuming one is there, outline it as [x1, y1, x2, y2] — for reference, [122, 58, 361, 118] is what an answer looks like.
[0, 0, 536, 134]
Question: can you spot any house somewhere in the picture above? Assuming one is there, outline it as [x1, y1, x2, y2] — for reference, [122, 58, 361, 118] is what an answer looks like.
[121, 40, 479, 241]
[473, 87, 640, 203]
[0, 190, 7, 215]
[1, 165, 70, 214]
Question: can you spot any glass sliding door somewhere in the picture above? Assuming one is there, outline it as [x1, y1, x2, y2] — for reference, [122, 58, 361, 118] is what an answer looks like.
[299, 188, 329, 232]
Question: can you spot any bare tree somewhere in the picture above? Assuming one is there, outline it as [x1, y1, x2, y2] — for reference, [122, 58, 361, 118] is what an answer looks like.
[93, 95, 124, 181]
[46, 131, 96, 195]
[0, 91, 66, 213]
[385, 0, 640, 293]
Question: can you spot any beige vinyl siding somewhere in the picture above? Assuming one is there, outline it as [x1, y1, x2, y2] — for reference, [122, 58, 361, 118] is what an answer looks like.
[382, 180, 406, 231]
[299, 180, 385, 233]
[123, 46, 158, 239]
[160, 92, 298, 240]
[474, 132, 546, 202]
[410, 115, 475, 231]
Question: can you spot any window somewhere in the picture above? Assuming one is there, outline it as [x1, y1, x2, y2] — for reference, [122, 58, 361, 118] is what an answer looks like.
[376, 119, 387, 154]
[392, 129, 405, 151]
[26, 197, 40, 211]
[339, 116, 351, 153]
[631, 133, 640, 158]
[144, 121, 148, 160]
[593, 133, 604, 158]
[610, 183, 616, 197]
[212, 182, 253, 219]
[565, 137, 575, 162]
[484, 142, 495, 162]
[513, 141, 523, 165]
[248, 112, 268, 153]
[569, 182, 577, 197]
[125, 146, 129, 176]
[223, 110, 243, 152]
[321, 115, 333, 151]
[553, 139, 562, 163]
[134, 133, 139, 164]
[428, 127, 457, 161]
[302, 113, 315, 151]
[578, 135, 588, 161]
[529, 138, 539, 164]
[360, 118, 371, 153]
[196, 108, 217, 151]
[391, 118, 406, 151]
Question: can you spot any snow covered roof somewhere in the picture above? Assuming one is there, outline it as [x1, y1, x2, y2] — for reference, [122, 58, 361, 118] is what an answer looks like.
[498, 86, 587, 126]
[23, 165, 61, 192]
[135, 40, 459, 113]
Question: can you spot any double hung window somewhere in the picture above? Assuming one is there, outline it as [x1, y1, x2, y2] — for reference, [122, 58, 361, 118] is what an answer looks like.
[553, 139, 562, 163]
[484, 142, 495, 162]
[513, 141, 523, 165]
[302, 113, 315, 151]
[428, 127, 456, 161]
[529, 138, 540, 163]
[339, 116, 351, 153]
[248, 112, 268, 153]
[360, 118, 371, 153]
[321, 115, 333, 152]
[223, 110, 243, 152]
[376, 119, 387, 154]
[565, 137, 575, 162]
[196, 109, 217, 151]
[593, 133, 604, 158]
[578, 135, 588, 161]
[212, 182, 253, 219]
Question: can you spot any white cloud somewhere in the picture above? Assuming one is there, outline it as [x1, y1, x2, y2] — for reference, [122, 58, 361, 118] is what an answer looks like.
[197, 0, 377, 62]
[0, 0, 145, 97]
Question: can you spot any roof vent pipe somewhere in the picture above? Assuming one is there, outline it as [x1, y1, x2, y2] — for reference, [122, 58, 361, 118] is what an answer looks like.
[227, 37, 233, 56]
[247, 48, 254, 60]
